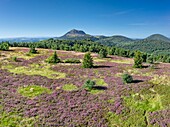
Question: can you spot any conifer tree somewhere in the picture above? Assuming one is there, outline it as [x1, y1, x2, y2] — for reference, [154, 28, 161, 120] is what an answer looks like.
[46, 51, 60, 63]
[133, 51, 143, 68]
[82, 52, 93, 68]
[99, 48, 107, 58]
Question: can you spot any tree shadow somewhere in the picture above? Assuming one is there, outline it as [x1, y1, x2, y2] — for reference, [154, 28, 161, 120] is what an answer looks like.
[132, 80, 143, 83]
[92, 86, 107, 90]
[106, 56, 112, 59]
[6, 49, 15, 51]
[93, 65, 112, 68]
[142, 65, 149, 68]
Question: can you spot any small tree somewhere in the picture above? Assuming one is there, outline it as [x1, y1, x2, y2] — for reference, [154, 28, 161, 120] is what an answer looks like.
[29, 45, 37, 54]
[0, 42, 9, 51]
[147, 55, 154, 64]
[122, 73, 133, 83]
[142, 53, 147, 62]
[82, 52, 93, 68]
[83, 79, 95, 91]
[99, 48, 107, 58]
[46, 51, 60, 63]
[133, 51, 143, 68]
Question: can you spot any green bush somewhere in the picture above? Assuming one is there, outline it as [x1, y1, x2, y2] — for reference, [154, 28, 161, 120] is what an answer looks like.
[147, 55, 154, 64]
[64, 58, 81, 63]
[0, 42, 9, 51]
[29, 46, 37, 54]
[133, 51, 143, 68]
[83, 79, 95, 91]
[122, 73, 133, 83]
[99, 48, 107, 58]
[12, 56, 17, 62]
[82, 52, 93, 68]
[46, 51, 60, 63]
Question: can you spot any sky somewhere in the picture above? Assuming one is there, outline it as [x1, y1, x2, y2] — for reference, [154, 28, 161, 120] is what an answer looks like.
[0, 0, 170, 38]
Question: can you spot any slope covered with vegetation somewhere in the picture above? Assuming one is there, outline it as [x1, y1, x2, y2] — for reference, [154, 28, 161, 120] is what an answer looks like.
[120, 39, 170, 55]
[0, 47, 170, 126]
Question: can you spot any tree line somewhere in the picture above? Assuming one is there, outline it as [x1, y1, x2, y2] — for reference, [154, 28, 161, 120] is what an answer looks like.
[0, 38, 170, 63]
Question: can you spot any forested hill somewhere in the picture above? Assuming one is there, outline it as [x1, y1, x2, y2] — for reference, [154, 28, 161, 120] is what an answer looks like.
[55, 29, 170, 55]
[96, 35, 133, 46]
[1, 29, 170, 55]
[145, 34, 170, 42]
[117, 34, 170, 55]
[119, 40, 170, 55]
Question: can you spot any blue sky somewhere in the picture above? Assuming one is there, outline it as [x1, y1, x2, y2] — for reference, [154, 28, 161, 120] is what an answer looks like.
[0, 0, 170, 38]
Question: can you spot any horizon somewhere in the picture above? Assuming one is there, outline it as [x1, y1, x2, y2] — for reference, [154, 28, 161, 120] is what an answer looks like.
[0, 29, 169, 39]
[0, 0, 170, 38]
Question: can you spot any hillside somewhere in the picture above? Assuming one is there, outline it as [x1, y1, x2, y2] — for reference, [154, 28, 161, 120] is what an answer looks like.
[56, 30, 170, 55]
[145, 34, 170, 42]
[119, 34, 170, 55]
[0, 47, 170, 126]
[96, 35, 133, 46]
[1, 30, 170, 55]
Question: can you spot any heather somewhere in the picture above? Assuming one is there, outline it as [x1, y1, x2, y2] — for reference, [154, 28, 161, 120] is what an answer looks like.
[0, 47, 170, 126]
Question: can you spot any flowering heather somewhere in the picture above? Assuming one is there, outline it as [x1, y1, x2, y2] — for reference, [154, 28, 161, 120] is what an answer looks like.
[0, 48, 170, 126]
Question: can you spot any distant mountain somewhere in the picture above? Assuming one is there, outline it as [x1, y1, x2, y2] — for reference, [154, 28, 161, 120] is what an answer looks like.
[57, 29, 135, 43]
[58, 29, 97, 41]
[63, 29, 86, 37]
[95, 35, 108, 40]
[96, 35, 134, 46]
[0, 37, 50, 43]
[145, 34, 170, 42]
[1, 30, 170, 55]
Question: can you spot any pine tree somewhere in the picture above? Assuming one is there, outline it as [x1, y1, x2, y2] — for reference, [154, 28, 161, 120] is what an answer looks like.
[99, 48, 107, 58]
[0, 42, 9, 51]
[29, 45, 37, 54]
[147, 55, 154, 64]
[82, 52, 93, 68]
[133, 51, 143, 68]
[46, 51, 60, 63]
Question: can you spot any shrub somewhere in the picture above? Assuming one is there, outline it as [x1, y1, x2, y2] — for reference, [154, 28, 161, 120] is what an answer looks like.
[83, 79, 95, 91]
[0, 42, 9, 51]
[82, 52, 93, 68]
[12, 56, 17, 62]
[99, 48, 107, 58]
[64, 58, 81, 63]
[46, 51, 60, 63]
[133, 51, 143, 68]
[29, 46, 37, 54]
[122, 73, 133, 83]
[147, 55, 154, 64]
[26, 53, 31, 56]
